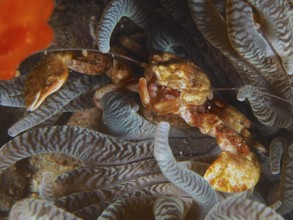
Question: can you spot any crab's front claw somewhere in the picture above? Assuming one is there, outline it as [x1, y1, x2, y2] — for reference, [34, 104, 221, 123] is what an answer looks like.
[65, 50, 112, 75]
[24, 53, 71, 111]
[204, 151, 260, 193]
[66, 50, 133, 83]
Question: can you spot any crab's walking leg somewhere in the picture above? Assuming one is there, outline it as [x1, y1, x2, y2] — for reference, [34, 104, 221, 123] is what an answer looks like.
[180, 106, 260, 192]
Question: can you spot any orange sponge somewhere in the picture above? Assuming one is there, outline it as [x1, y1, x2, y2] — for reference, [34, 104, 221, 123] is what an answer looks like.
[0, 0, 54, 80]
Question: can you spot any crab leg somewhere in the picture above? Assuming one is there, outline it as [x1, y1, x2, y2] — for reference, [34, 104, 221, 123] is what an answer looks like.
[208, 99, 266, 153]
[180, 105, 260, 192]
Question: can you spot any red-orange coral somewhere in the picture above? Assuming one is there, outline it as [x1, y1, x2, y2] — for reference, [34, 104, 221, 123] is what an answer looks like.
[0, 0, 54, 80]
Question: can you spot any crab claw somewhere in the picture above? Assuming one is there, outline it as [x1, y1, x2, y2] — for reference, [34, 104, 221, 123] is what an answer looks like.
[204, 151, 260, 193]
[24, 53, 71, 111]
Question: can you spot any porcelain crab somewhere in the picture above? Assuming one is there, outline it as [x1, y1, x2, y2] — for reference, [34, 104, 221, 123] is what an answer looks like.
[137, 52, 262, 193]
[22, 49, 262, 193]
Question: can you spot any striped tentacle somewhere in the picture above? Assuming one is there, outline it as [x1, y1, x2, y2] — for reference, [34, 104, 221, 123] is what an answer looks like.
[269, 137, 287, 174]
[97, 196, 156, 220]
[237, 85, 293, 128]
[255, 152, 280, 183]
[188, 0, 272, 91]
[55, 173, 167, 212]
[0, 74, 26, 98]
[73, 183, 187, 220]
[0, 95, 25, 108]
[147, 19, 204, 62]
[101, 91, 157, 140]
[213, 0, 226, 18]
[226, 0, 293, 103]
[52, 159, 160, 196]
[39, 172, 59, 201]
[0, 75, 26, 108]
[154, 122, 218, 219]
[270, 201, 282, 211]
[73, 202, 111, 220]
[120, 183, 188, 200]
[9, 198, 81, 220]
[0, 126, 154, 174]
[8, 75, 110, 137]
[205, 197, 284, 220]
[247, 0, 293, 75]
[277, 143, 293, 214]
[33, 113, 63, 129]
[153, 196, 189, 220]
[96, 0, 161, 53]
[62, 91, 95, 112]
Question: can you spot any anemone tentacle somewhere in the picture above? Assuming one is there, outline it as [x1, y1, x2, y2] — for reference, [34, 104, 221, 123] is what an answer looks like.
[153, 196, 188, 220]
[0, 126, 154, 174]
[269, 137, 287, 175]
[0, 74, 26, 98]
[205, 197, 284, 220]
[226, 0, 293, 103]
[55, 173, 167, 212]
[154, 122, 218, 219]
[276, 143, 293, 214]
[188, 0, 273, 92]
[9, 198, 81, 220]
[237, 85, 293, 128]
[247, 0, 293, 75]
[101, 91, 157, 140]
[96, 0, 161, 53]
[51, 159, 160, 197]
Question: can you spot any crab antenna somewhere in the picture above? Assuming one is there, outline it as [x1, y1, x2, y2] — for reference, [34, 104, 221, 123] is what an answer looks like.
[39, 48, 148, 69]
[213, 87, 293, 106]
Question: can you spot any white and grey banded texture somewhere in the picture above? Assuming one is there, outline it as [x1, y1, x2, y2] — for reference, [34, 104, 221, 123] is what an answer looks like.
[0, 126, 154, 174]
[0, 74, 26, 108]
[96, 0, 161, 53]
[73, 202, 111, 220]
[71, 183, 185, 220]
[147, 19, 198, 59]
[246, 0, 293, 75]
[276, 143, 293, 215]
[237, 85, 293, 128]
[39, 172, 58, 201]
[55, 173, 168, 212]
[97, 196, 156, 220]
[9, 198, 81, 220]
[0, 95, 25, 108]
[0, 74, 26, 98]
[188, 0, 266, 89]
[8, 75, 110, 137]
[101, 91, 157, 140]
[269, 137, 287, 175]
[205, 197, 284, 220]
[226, 0, 293, 103]
[153, 196, 187, 220]
[42, 159, 160, 199]
[154, 122, 218, 219]
[189, 0, 293, 128]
